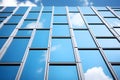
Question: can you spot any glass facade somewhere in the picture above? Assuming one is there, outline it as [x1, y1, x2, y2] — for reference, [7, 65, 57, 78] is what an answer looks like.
[0, 6, 120, 80]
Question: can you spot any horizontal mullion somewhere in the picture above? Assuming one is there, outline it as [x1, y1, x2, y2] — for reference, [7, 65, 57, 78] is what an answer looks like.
[30, 48, 48, 50]
[49, 62, 76, 66]
[0, 62, 21, 66]
[52, 36, 71, 39]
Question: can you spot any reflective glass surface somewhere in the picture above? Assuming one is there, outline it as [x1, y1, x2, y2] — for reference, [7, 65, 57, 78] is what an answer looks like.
[43, 7, 52, 11]
[89, 25, 113, 36]
[0, 25, 16, 36]
[68, 7, 78, 11]
[95, 7, 108, 10]
[21, 20, 37, 28]
[97, 39, 120, 48]
[7, 16, 22, 23]
[16, 30, 32, 37]
[104, 18, 120, 27]
[0, 13, 11, 17]
[99, 11, 115, 17]
[80, 7, 95, 14]
[31, 30, 49, 48]
[103, 50, 120, 62]
[115, 11, 120, 16]
[84, 16, 102, 23]
[52, 25, 70, 36]
[20, 50, 47, 80]
[74, 30, 96, 48]
[30, 7, 41, 11]
[114, 28, 120, 35]
[48, 66, 78, 80]
[50, 39, 75, 62]
[2, 7, 15, 12]
[69, 13, 86, 28]
[54, 16, 67, 23]
[79, 50, 113, 80]
[54, 7, 66, 14]
[112, 65, 120, 79]
[1, 38, 29, 62]
[0, 38, 7, 49]
[38, 13, 51, 28]
[14, 7, 28, 15]
[0, 66, 19, 80]
[26, 13, 39, 19]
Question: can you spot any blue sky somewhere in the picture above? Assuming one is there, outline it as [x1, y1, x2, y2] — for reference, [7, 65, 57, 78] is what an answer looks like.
[0, 0, 120, 6]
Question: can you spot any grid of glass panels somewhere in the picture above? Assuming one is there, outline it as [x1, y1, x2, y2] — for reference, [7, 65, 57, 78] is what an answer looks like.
[0, 6, 120, 80]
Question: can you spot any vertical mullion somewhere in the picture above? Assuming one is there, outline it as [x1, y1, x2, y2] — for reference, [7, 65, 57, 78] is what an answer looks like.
[66, 6, 84, 80]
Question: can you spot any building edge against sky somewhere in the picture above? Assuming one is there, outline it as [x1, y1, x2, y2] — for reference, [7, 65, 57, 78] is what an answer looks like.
[0, 6, 120, 80]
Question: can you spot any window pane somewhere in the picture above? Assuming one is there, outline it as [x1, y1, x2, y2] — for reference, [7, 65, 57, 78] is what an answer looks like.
[95, 7, 108, 10]
[38, 13, 51, 28]
[16, 30, 32, 37]
[69, 13, 86, 28]
[0, 66, 19, 80]
[30, 7, 41, 11]
[79, 50, 113, 80]
[68, 7, 78, 11]
[97, 39, 120, 48]
[1, 38, 29, 62]
[74, 30, 96, 48]
[52, 25, 70, 36]
[89, 25, 113, 36]
[2, 7, 15, 12]
[48, 66, 78, 80]
[80, 7, 95, 14]
[103, 50, 120, 62]
[114, 11, 120, 16]
[0, 25, 16, 36]
[21, 20, 37, 28]
[43, 7, 52, 11]
[31, 30, 49, 48]
[20, 50, 47, 80]
[0, 38, 7, 49]
[7, 16, 22, 23]
[114, 28, 120, 35]
[0, 13, 11, 17]
[104, 18, 120, 27]
[14, 7, 28, 15]
[54, 16, 67, 23]
[84, 16, 102, 23]
[99, 11, 115, 17]
[50, 39, 75, 62]
[54, 7, 66, 14]
[112, 65, 120, 79]
[26, 13, 39, 19]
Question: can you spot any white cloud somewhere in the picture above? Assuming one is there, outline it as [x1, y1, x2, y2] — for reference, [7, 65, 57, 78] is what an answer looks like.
[37, 22, 43, 28]
[69, 13, 84, 27]
[35, 0, 41, 3]
[37, 68, 43, 73]
[26, 22, 36, 28]
[0, 0, 37, 6]
[80, 0, 93, 6]
[84, 67, 112, 80]
[51, 45, 61, 52]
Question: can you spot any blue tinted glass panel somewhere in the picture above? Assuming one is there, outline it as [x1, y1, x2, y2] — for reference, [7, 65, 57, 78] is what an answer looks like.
[50, 39, 75, 62]
[26, 13, 39, 19]
[38, 13, 51, 28]
[99, 11, 115, 17]
[89, 25, 113, 36]
[74, 30, 96, 48]
[103, 50, 120, 62]
[2, 7, 15, 12]
[80, 7, 95, 14]
[104, 18, 120, 27]
[54, 7, 66, 14]
[31, 7, 41, 11]
[84, 16, 102, 23]
[69, 13, 86, 28]
[7, 16, 22, 23]
[0, 17, 6, 21]
[0, 66, 19, 80]
[52, 25, 70, 36]
[54, 16, 67, 23]
[96, 7, 108, 10]
[68, 7, 78, 11]
[1, 38, 29, 62]
[0, 25, 16, 36]
[16, 30, 32, 36]
[43, 7, 52, 11]
[115, 11, 120, 16]
[114, 28, 120, 35]
[97, 39, 120, 48]
[79, 50, 113, 80]
[0, 38, 7, 49]
[31, 30, 49, 48]
[21, 50, 47, 80]
[112, 65, 120, 79]
[15, 7, 28, 15]
[21, 20, 36, 28]
[0, 13, 11, 17]
[48, 66, 78, 80]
